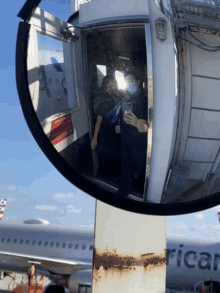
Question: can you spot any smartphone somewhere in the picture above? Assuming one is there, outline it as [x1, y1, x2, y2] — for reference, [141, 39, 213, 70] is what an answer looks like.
[122, 102, 132, 121]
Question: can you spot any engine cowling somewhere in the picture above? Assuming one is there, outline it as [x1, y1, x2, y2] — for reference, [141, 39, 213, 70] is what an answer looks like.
[68, 269, 92, 293]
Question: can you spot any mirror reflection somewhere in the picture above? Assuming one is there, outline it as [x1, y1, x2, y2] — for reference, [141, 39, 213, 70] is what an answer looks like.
[27, 6, 220, 205]
[29, 24, 149, 201]
[85, 26, 148, 200]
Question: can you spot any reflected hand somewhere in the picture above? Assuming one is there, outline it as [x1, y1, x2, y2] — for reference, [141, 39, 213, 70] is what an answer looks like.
[124, 112, 138, 127]
[91, 137, 97, 150]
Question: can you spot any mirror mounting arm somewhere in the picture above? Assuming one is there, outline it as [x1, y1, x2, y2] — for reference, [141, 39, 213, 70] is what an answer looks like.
[60, 27, 79, 42]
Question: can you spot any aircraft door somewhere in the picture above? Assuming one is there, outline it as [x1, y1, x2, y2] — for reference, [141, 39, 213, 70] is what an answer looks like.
[21, 7, 94, 176]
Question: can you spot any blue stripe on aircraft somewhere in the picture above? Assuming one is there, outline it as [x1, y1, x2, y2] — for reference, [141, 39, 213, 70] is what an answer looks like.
[50, 57, 63, 72]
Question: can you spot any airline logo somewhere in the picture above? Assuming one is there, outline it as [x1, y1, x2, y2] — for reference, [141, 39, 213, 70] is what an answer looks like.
[167, 244, 220, 271]
[0, 198, 7, 220]
[50, 57, 63, 72]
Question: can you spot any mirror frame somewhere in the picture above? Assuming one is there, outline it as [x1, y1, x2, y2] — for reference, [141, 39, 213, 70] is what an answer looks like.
[16, 0, 220, 216]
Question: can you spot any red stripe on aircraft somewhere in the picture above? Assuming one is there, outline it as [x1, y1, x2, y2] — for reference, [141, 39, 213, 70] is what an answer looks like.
[49, 114, 73, 146]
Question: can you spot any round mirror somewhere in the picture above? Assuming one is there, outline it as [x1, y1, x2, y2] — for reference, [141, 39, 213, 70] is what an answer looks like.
[16, 0, 220, 215]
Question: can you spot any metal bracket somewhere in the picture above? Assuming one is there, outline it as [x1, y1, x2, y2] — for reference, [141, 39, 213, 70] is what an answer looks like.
[60, 26, 79, 42]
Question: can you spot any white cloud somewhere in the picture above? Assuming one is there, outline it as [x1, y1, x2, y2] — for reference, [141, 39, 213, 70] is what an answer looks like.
[7, 186, 16, 191]
[195, 213, 204, 220]
[53, 193, 74, 199]
[66, 204, 82, 214]
[35, 205, 57, 211]
[176, 222, 187, 230]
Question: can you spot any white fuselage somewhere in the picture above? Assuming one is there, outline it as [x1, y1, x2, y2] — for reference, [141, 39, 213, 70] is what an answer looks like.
[0, 223, 93, 276]
[166, 236, 220, 290]
[0, 223, 219, 290]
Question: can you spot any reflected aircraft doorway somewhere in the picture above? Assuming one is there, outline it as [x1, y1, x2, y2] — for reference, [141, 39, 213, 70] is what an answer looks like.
[82, 24, 148, 200]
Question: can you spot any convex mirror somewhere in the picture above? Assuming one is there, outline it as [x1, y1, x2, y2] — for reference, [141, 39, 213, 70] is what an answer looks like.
[16, 0, 220, 215]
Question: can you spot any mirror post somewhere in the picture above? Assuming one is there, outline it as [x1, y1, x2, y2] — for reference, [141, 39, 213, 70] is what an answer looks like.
[92, 201, 167, 292]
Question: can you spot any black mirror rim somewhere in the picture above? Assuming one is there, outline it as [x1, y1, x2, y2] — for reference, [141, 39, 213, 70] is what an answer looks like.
[16, 0, 220, 216]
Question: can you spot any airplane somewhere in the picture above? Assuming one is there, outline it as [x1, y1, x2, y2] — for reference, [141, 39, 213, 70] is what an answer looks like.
[0, 218, 94, 293]
[166, 235, 220, 292]
[0, 197, 220, 293]
[0, 198, 7, 221]
[1, 219, 220, 293]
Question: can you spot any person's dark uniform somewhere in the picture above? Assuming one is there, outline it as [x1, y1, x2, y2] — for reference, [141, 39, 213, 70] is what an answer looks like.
[117, 89, 148, 197]
[94, 90, 121, 180]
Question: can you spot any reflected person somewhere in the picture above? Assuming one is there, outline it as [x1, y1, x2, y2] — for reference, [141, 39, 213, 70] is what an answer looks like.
[91, 76, 120, 180]
[117, 72, 148, 198]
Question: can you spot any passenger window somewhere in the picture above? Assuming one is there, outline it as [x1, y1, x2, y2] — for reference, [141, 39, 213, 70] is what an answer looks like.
[62, 243, 66, 249]
[56, 243, 60, 248]
[82, 245, 86, 250]
[32, 240, 36, 246]
[68, 243, 72, 249]
[44, 241, 48, 247]
[50, 242, 54, 247]
[7, 238, 11, 243]
[38, 241, 42, 246]
[26, 240, 30, 245]
[13, 239, 17, 244]
[20, 239, 24, 244]
[90, 245, 93, 251]
[1, 238, 5, 243]
[75, 244, 79, 249]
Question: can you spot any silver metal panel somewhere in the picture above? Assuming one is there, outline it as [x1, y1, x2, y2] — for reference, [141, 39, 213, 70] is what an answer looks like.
[143, 23, 153, 202]
[189, 162, 213, 180]
[192, 76, 220, 110]
[190, 34, 220, 79]
[184, 138, 220, 162]
[189, 109, 220, 138]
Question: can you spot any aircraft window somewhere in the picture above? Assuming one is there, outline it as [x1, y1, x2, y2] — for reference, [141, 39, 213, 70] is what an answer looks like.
[44, 241, 48, 247]
[32, 240, 36, 246]
[56, 243, 60, 248]
[26, 240, 30, 245]
[20, 239, 24, 244]
[89, 246, 93, 251]
[75, 244, 79, 249]
[50, 242, 54, 247]
[1, 238, 5, 243]
[82, 245, 86, 250]
[38, 241, 42, 246]
[68, 243, 72, 249]
[13, 239, 17, 244]
[7, 238, 11, 243]
[62, 243, 66, 249]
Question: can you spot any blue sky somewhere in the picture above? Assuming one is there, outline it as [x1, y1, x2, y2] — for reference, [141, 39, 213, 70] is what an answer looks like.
[0, 0, 220, 240]
[0, 0, 95, 228]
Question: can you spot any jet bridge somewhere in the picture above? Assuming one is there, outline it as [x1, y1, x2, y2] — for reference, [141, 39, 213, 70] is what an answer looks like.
[157, 0, 220, 204]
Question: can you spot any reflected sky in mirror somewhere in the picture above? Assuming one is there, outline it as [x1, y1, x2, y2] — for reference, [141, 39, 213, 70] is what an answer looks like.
[39, 0, 71, 21]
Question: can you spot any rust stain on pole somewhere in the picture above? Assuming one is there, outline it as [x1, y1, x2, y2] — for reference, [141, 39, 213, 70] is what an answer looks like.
[93, 246, 166, 280]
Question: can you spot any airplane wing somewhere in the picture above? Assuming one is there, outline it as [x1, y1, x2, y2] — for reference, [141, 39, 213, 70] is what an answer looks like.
[0, 250, 92, 275]
[0, 198, 7, 220]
